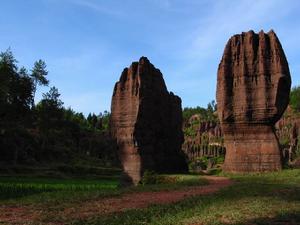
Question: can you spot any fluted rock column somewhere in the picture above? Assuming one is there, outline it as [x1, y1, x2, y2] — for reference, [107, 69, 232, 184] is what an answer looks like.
[110, 57, 187, 185]
[216, 30, 291, 172]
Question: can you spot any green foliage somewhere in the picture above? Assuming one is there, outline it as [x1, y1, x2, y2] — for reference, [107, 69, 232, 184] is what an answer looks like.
[189, 157, 209, 171]
[0, 49, 34, 125]
[140, 170, 158, 185]
[36, 87, 64, 132]
[31, 59, 49, 99]
[0, 49, 118, 167]
[140, 172, 208, 189]
[207, 100, 216, 114]
[182, 100, 217, 123]
[183, 126, 197, 137]
[0, 176, 119, 200]
[41, 86, 63, 107]
[182, 106, 205, 121]
[31, 59, 48, 86]
[189, 156, 225, 172]
[290, 86, 300, 112]
[214, 155, 225, 164]
[100, 110, 110, 131]
[182, 103, 217, 138]
[87, 113, 98, 130]
[296, 135, 300, 158]
[73, 169, 300, 225]
[279, 136, 290, 147]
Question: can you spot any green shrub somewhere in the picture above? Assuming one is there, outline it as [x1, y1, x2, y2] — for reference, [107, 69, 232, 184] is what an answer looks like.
[296, 136, 300, 158]
[140, 170, 158, 185]
[214, 155, 225, 165]
[189, 155, 225, 173]
[140, 171, 180, 185]
[189, 157, 209, 171]
[290, 86, 300, 112]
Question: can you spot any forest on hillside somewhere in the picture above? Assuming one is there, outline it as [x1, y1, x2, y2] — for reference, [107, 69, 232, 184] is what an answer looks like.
[1, 48, 300, 172]
[0, 49, 118, 171]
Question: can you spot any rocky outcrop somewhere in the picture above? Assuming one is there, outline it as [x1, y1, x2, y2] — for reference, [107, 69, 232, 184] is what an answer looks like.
[216, 30, 291, 172]
[276, 106, 300, 164]
[183, 115, 225, 161]
[110, 57, 187, 185]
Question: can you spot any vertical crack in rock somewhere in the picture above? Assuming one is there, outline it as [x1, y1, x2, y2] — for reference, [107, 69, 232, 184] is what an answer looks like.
[110, 57, 187, 185]
[216, 30, 291, 172]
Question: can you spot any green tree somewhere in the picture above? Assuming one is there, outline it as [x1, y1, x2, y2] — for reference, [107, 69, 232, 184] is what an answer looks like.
[0, 50, 34, 124]
[290, 86, 300, 112]
[0, 49, 18, 105]
[36, 86, 64, 131]
[207, 100, 216, 113]
[42, 86, 63, 108]
[0, 48, 119, 166]
[13, 67, 34, 118]
[0, 50, 35, 164]
[87, 113, 98, 130]
[31, 59, 49, 99]
[182, 101, 217, 123]
[100, 111, 110, 131]
[36, 87, 64, 151]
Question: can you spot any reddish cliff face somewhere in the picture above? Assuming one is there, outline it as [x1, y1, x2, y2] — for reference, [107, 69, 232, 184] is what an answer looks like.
[183, 115, 225, 161]
[276, 106, 300, 165]
[110, 57, 187, 185]
[216, 30, 291, 172]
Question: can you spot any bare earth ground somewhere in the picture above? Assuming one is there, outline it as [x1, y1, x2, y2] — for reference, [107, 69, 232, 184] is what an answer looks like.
[0, 176, 233, 225]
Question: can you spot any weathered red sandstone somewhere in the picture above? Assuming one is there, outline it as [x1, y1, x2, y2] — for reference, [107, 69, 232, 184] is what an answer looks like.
[183, 115, 225, 161]
[110, 57, 187, 185]
[216, 30, 291, 172]
[276, 106, 300, 165]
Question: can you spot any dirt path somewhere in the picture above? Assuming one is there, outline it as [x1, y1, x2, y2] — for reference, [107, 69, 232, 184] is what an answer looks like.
[0, 176, 233, 224]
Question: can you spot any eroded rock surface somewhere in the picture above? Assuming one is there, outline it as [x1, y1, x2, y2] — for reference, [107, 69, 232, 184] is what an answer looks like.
[183, 115, 225, 161]
[216, 30, 291, 172]
[110, 57, 187, 185]
[276, 106, 300, 165]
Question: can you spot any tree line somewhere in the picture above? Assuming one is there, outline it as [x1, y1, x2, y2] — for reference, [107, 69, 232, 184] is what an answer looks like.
[0, 49, 117, 166]
[182, 100, 217, 124]
[1, 48, 299, 168]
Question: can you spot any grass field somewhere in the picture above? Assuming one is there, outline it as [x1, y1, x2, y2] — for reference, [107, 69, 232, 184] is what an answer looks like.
[73, 169, 300, 225]
[0, 169, 299, 225]
[0, 173, 207, 205]
[0, 176, 119, 201]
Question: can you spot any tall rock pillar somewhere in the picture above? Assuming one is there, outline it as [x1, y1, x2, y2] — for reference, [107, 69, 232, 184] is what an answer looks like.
[110, 57, 187, 184]
[216, 30, 291, 172]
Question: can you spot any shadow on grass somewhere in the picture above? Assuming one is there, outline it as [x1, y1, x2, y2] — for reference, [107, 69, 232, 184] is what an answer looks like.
[230, 212, 300, 225]
[0, 185, 55, 200]
[71, 170, 300, 225]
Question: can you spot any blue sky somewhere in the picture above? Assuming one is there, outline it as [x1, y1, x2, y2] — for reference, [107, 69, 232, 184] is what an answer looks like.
[0, 0, 299, 115]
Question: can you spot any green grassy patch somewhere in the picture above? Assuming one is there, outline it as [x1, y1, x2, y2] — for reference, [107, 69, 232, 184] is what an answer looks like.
[73, 169, 300, 225]
[0, 176, 121, 207]
[137, 174, 209, 192]
[0, 174, 207, 206]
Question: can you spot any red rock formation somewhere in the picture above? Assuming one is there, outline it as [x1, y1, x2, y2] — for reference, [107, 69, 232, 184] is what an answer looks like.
[276, 106, 300, 164]
[216, 30, 291, 172]
[183, 115, 225, 161]
[110, 57, 187, 185]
